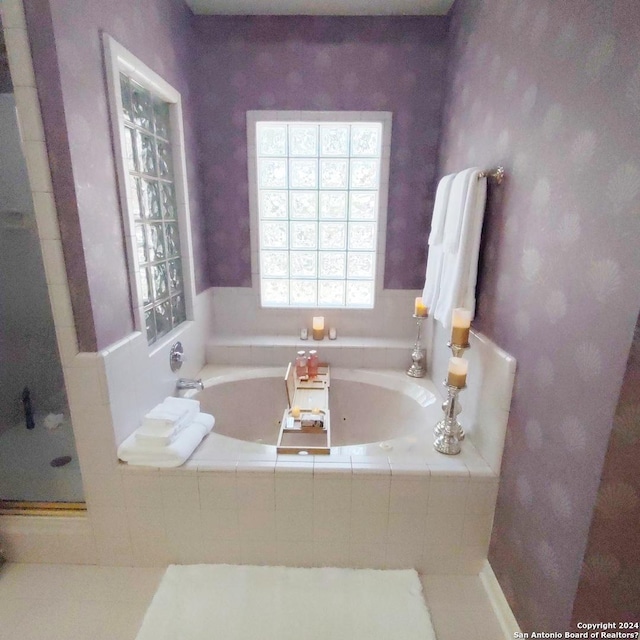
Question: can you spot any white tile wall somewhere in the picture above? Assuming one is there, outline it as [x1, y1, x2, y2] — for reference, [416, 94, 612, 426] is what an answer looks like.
[73, 458, 499, 574]
[429, 320, 516, 474]
[208, 286, 423, 342]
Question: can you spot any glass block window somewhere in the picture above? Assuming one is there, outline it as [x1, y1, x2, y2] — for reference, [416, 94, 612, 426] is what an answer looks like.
[120, 73, 186, 344]
[256, 121, 383, 308]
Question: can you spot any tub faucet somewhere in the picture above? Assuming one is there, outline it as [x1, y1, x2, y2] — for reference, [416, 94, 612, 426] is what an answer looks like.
[176, 378, 204, 391]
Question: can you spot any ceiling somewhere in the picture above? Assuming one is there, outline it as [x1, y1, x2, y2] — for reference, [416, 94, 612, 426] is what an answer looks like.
[185, 0, 455, 16]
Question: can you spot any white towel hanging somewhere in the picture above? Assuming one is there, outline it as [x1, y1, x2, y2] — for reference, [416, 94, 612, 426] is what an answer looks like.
[422, 173, 455, 311]
[433, 168, 487, 327]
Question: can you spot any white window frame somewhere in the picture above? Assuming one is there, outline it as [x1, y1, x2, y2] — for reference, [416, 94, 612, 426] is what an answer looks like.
[103, 34, 196, 350]
[247, 110, 392, 310]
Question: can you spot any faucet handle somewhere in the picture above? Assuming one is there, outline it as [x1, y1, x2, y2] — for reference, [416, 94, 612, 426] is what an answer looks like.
[170, 341, 184, 372]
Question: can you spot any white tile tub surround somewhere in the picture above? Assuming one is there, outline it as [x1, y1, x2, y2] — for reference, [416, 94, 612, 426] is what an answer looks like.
[112, 456, 498, 573]
[105, 357, 503, 571]
[74, 362, 501, 570]
[206, 285, 436, 370]
[429, 320, 517, 474]
[100, 288, 212, 447]
[209, 285, 432, 342]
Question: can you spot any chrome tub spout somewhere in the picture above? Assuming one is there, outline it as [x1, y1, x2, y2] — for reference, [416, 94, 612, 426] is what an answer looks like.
[176, 378, 204, 391]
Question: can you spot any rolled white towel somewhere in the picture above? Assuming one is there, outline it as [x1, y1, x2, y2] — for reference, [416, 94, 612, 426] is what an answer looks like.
[118, 412, 215, 468]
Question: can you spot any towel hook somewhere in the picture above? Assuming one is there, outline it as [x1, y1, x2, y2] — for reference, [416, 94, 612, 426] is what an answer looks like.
[478, 166, 505, 185]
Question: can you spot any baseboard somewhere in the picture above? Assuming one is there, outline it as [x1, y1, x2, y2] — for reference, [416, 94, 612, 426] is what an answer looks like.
[479, 560, 521, 639]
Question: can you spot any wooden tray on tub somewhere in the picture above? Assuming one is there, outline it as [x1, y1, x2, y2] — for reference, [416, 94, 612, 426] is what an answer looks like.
[278, 363, 331, 455]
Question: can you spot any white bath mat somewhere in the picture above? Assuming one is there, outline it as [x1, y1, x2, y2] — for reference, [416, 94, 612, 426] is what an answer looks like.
[135, 564, 437, 640]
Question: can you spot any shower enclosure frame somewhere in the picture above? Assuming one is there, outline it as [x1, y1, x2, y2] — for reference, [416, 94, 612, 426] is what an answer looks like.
[0, 4, 86, 515]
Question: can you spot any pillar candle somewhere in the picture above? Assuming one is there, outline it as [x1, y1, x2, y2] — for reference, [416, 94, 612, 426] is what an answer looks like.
[312, 316, 324, 340]
[414, 297, 429, 317]
[451, 307, 471, 345]
[447, 357, 468, 388]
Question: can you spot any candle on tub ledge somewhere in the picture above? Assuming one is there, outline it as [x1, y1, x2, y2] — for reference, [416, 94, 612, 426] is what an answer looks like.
[312, 316, 325, 341]
[451, 307, 471, 346]
[414, 297, 429, 317]
[447, 357, 468, 388]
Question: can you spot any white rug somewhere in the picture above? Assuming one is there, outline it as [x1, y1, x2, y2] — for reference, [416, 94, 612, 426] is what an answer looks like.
[136, 564, 437, 640]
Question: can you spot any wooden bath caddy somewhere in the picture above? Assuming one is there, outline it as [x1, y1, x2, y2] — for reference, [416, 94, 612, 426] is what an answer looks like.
[277, 363, 331, 455]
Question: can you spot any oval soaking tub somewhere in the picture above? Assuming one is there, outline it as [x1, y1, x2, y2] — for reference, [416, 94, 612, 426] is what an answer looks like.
[190, 367, 436, 448]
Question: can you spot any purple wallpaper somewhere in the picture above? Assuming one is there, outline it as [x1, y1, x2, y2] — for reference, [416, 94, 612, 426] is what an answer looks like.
[25, 0, 208, 351]
[440, 0, 640, 632]
[192, 16, 448, 288]
[571, 315, 640, 626]
[26, 10, 447, 346]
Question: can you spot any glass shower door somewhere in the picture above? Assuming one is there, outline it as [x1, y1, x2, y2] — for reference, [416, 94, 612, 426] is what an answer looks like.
[0, 25, 84, 510]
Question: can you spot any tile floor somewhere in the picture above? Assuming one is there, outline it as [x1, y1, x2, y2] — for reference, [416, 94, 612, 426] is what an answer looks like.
[0, 419, 84, 502]
[0, 563, 505, 640]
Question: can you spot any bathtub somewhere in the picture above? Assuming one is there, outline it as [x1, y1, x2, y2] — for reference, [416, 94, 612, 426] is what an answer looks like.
[120, 365, 499, 573]
[188, 366, 438, 453]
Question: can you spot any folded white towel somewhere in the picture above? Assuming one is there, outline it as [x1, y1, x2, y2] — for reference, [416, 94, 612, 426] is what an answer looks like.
[423, 173, 455, 310]
[163, 396, 200, 414]
[434, 168, 487, 327]
[118, 412, 215, 468]
[135, 430, 182, 449]
[140, 397, 200, 437]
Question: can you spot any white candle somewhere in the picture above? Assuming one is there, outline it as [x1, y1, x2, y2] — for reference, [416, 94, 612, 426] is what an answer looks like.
[414, 297, 429, 317]
[451, 307, 471, 346]
[447, 356, 468, 388]
[312, 316, 324, 340]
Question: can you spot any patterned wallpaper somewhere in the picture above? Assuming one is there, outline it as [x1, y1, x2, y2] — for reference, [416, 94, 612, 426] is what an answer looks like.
[440, 0, 640, 632]
[26, 9, 447, 346]
[192, 16, 448, 288]
[25, 0, 207, 351]
[571, 314, 640, 626]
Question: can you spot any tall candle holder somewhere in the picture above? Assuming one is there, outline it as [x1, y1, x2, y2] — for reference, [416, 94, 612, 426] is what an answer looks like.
[406, 314, 427, 378]
[434, 381, 465, 455]
[434, 341, 471, 441]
